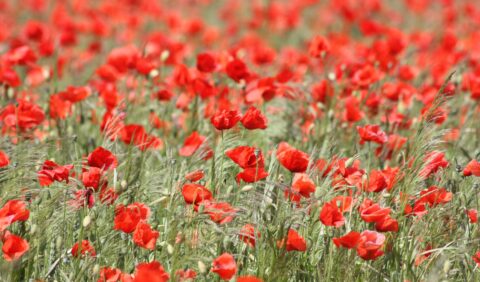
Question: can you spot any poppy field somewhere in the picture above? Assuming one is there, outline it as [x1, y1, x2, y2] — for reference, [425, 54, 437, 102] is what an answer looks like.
[1, 0, 480, 281]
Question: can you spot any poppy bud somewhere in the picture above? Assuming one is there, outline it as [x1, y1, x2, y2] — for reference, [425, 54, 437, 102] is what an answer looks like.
[241, 185, 253, 192]
[82, 215, 91, 227]
[160, 50, 170, 62]
[30, 224, 37, 235]
[56, 236, 63, 250]
[198, 261, 207, 273]
[167, 244, 174, 254]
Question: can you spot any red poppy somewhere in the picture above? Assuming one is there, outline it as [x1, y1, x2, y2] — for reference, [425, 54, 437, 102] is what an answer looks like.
[133, 221, 159, 250]
[241, 107, 268, 130]
[375, 216, 399, 232]
[2, 233, 29, 261]
[133, 261, 170, 282]
[276, 142, 310, 173]
[88, 147, 117, 170]
[114, 203, 150, 233]
[359, 199, 391, 223]
[0, 100, 45, 131]
[175, 269, 197, 281]
[37, 160, 73, 187]
[0, 200, 30, 232]
[225, 146, 265, 169]
[419, 151, 449, 178]
[237, 276, 263, 282]
[59, 86, 91, 103]
[98, 267, 122, 282]
[356, 230, 385, 260]
[120, 124, 162, 151]
[200, 201, 236, 224]
[210, 109, 242, 130]
[181, 183, 213, 205]
[285, 173, 315, 202]
[71, 240, 96, 258]
[197, 52, 216, 73]
[185, 170, 205, 182]
[418, 186, 452, 207]
[473, 252, 480, 267]
[463, 159, 480, 176]
[319, 202, 345, 227]
[467, 209, 478, 223]
[239, 224, 260, 248]
[0, 150, 9, 168]
[236, 167, 269, 183]
[308, 35, 330, 58]
[226, 59, 249, 82]
[285, 229, 307, 252]
[333, 231, 361, 249]
[179, 131, 207, 157]
[212, 253, 237, 280]
[357, 124, 388, 145]
[49, 94, 71, 120]
[81, 167, 104, 190]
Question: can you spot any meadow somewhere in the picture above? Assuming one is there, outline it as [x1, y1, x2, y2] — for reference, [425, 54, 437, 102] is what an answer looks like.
[0, 0, 479, 281]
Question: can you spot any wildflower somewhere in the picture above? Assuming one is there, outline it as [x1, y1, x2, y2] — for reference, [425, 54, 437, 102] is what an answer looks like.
[212, 253, 237, 280]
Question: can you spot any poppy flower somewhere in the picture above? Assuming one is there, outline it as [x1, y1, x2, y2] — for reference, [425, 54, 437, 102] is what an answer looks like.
[133, 261, 170, 282]
[239, 224, 260, 247]
[179, 131, 207, 157]
[133, 221, 159, 250]
[71, 240, 96, 258]
[2, 233, 29, 261]
[308, 35, 330, 58]
[356, 230, 385, 260]
[241, 107, 268, 130]
[0, 150, 9, 167]
[196, 52, 216, 73]
[236, 167, 269, 183]
[357, 125, 388, 145]
[0, 200, 30, 232]
[88, 147, 117, 170]
[49, 94, 71, 120]
[226, 59, 249, 82]
[276, 142, 310, 173]
[200, 201, 237, 224]
[319, 202, 345, 227]
[212, 253, 237, 280]
[285, 229, 307, 252]
[225, 146, 265, 169]
[99, 187, 118, 205]
[351, 65, 379, 88]
[181, 183, 213, 205]
[120, 124, 162, 151]
[210, 109, 242, 130]
[473, 252, 480, 267]
[467, 209, 478, 223]
[114, 203, 150, 233]
[0, 100, 45, 131]
[175, 269, 197, 281]
[286, 173, 316, 202]
[359, 199, 391, 223]
[237, 276, 263, 282]
[343, 96, 364, 123]
[98, 267, 122, 282]
[333, 231, 361, 249]
[59, 86, 91, 103]
[81, 167, 105, 190]
[463, 159, 480, 176]
[418, 186, 452, 207]
[375, 216, 399, 232]
[419, 151, 449, 178]
[37, 160, 73, 187]
[185, 170, 205, 182]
